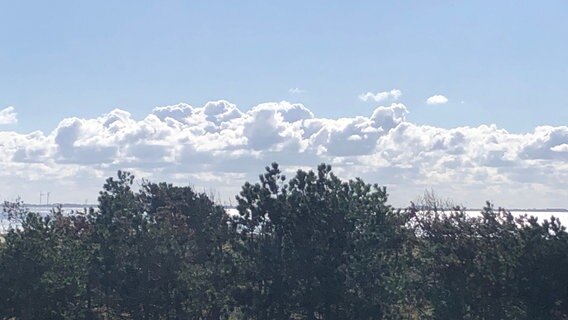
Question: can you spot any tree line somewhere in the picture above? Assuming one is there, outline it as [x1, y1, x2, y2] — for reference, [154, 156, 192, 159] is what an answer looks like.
[0, 163, 567, 319]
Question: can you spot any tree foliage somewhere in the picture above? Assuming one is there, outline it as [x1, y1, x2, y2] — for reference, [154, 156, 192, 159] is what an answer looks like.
[0, 164, 567, 319]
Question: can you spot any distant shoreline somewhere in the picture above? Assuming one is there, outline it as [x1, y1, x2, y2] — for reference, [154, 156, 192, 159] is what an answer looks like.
[19, 203, 568, 213]
[434, 208, 568, 213]
[23, 203, 97, 208]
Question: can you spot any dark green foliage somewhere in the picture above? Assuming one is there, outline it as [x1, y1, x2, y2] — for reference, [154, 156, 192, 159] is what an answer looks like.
[86, 171, 235, 319]
[408, 202, 568, 319]
[0, 204, 92, 319]
[232, 163, 409, 319]
[0, 164, 567, 319]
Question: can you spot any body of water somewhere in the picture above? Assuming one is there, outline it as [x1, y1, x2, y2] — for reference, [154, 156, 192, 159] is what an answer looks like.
[2, 206, 567, 234]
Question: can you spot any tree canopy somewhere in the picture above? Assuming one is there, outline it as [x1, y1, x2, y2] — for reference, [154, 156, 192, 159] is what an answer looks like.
[0, 163, 567, 319]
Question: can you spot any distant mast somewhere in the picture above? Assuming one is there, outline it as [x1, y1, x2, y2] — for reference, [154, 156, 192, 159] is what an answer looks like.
[39, 191, 51, 205]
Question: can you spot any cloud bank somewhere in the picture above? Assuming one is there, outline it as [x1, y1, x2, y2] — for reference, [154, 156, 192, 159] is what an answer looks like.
[0, 100, 566, 208]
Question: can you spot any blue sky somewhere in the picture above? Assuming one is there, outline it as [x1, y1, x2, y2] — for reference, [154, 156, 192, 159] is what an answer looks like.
[0, 1, 567, 207]
[2, 1, 567, 132]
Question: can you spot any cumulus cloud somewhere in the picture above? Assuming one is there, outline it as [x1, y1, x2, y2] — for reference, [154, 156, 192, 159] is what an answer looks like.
[0, 106, 17, 124]
[426, 94, 449, 105]
[519, 126, 568, 160]
[359, 89, 402, 102]
[0, 100, 566, 208]
[551, 144, 568, 153]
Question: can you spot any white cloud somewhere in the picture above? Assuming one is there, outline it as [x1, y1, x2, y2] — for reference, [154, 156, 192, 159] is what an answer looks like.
[0, 100, 566, 208]
[0, 106, 17, 124]
[551, 144, 568, 153]
[519, 126, 568, 160]
[289, 88, 305, 94]
[359, 89, 402, 102]
[426, 94, 449, 105]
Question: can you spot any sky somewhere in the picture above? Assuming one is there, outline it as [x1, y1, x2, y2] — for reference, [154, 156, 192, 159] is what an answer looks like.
[0, 1, 567, 208]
